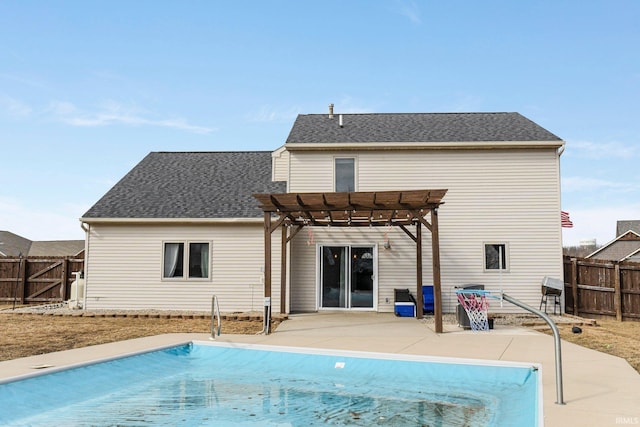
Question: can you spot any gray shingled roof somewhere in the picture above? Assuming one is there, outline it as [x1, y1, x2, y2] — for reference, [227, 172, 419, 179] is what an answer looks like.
[0, 231, 32, 256]
[82, 152, 286, 219]
[28, 241, 85, 257]
[285, 112, 562, 144]
[588, 239, 640, 261]
[0, 231, 84, 257]
[617, 220, 640, 236]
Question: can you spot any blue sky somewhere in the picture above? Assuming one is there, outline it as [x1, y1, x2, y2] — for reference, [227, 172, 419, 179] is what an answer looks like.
[1, 1, 638, 246]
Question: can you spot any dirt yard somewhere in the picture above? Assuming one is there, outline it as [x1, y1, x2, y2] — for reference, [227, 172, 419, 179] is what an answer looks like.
[0, 312, 638, 374]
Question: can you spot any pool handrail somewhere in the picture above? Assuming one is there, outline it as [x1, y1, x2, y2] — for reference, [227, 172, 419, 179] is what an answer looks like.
[502, 292, 565, 405]
[211, 295, 221, 339]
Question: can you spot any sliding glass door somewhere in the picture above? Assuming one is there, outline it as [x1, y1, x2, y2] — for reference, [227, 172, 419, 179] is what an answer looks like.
[320, 245, 375, 309]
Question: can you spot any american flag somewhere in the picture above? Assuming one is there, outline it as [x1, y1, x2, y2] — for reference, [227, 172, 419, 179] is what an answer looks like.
[561, 211, 573, 228]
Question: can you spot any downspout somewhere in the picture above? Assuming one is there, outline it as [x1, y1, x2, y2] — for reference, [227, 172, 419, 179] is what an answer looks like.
[557, 144, 565, 157]
[80, 222, 90, 310]
[556, 142, 566, 311]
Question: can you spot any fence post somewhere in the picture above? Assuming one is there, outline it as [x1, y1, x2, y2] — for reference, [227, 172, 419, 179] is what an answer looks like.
[614, 263, 622, 321]
[18, 257, 27, 305]
[61, 257, 68, 301]
[571, 258, 578, 315]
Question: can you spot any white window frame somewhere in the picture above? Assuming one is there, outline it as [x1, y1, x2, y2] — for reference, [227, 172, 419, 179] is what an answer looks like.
[483, 242, 509, 272]
[162, 240, 212, 281]
[334, 157, 357, 192]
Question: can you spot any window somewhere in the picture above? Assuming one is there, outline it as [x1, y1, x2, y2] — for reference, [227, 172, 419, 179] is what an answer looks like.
[484, 243, 508, 271]
[163, 243, 184, 278]
[335, 158, 355, 192]
[163, 242, 210, 279]
[188, 242, 209, 278]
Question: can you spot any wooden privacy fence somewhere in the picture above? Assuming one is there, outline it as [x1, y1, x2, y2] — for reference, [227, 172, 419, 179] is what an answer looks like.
[0, 256, 84, 306]
[563, 256, 640, 320]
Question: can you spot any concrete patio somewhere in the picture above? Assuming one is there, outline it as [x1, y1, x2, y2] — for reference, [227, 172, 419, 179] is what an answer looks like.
[1, 312, 638, 426]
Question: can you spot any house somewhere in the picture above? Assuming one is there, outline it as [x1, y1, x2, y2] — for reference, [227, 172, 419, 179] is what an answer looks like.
[0, 231, 31, 257]
[586, 221, 640, 261]
[0, 231, 85, 257]
[80, 110, 565, 317]
[617, 220, 640, 236]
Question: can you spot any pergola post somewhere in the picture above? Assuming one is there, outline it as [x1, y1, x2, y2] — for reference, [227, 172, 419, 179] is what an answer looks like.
[431, 208, 443, 333]
[280, 225, 288, 314]
[263, 212, 272, 334]
[416, 221, 423, 319]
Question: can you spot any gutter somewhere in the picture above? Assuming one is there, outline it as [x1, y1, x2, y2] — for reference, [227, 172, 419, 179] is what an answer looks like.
[79, 217, 265, 225]
[285, 140, 565, 152]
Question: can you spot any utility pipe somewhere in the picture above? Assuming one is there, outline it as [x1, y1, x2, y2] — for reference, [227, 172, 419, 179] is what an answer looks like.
[80, 222, 90, 310]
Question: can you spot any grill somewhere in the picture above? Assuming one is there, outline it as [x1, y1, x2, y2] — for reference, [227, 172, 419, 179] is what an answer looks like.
[541, 276, 563, 296]
[540, 276, 563, 314]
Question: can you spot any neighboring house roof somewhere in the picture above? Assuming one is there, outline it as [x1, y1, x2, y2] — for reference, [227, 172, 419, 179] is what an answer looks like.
[285, 112, 562, 145]
[28, 241, 85, 257]
[0, 231, 32, 256]
[0, 231, 84, 257]
[624, 248, 640, 262]
[82, 151, 287, 220]
[586, 231, 640, 261]
[617, 220, 640, 236]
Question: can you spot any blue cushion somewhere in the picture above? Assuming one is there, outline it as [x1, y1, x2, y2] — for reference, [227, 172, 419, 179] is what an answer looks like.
[422, 285, 434, 312]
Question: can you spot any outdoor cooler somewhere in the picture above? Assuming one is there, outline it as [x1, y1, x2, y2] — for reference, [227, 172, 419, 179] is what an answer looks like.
[394, 288, 417, 317]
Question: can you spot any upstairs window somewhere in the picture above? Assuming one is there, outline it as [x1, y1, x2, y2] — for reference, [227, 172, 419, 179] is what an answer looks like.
[335, 158, 355, 192]
[163, 242, 210, 279]
[484, 243, 508, 271]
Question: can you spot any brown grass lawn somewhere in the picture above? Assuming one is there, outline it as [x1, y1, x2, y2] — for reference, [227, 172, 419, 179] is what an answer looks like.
[0, 314, 270, 362]
[0, 313, 638, 375]
[548, 319, 640, 374]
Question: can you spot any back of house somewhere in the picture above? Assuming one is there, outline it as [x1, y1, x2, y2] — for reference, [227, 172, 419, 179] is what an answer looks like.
[81, 110, 565, 315]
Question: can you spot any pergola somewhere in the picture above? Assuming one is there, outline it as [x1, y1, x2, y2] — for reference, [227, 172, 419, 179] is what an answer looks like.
[253, 189, 448, 333]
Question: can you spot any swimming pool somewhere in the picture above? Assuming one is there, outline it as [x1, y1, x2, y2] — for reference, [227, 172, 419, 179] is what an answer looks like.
[0, 342, 541, 426]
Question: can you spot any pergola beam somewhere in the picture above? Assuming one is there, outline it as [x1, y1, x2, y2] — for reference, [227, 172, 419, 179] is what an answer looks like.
[399, 224, 417, 242]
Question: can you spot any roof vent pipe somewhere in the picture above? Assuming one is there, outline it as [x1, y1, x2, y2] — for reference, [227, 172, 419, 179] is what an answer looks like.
[328, 103, 334, 119]
[339, 114, 343, 127]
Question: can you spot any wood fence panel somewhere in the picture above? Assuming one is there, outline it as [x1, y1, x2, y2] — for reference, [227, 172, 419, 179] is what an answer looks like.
[563, 257, 575, 314]
[564, 256, 640, 320]
[0, 259, 22, 303]
[0, 256, 84, 305]
[577, 259, 616, 316]
[24, 259, 64, 303]
[621, 263, 640, 319]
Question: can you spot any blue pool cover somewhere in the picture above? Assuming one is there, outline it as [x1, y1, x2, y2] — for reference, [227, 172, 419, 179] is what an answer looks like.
[0, 342, 539, 426]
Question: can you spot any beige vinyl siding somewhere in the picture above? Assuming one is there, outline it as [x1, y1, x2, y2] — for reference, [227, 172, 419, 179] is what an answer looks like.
[288, 148, 562, 312]
[85, 223, 281, 313]
[271, 146, 290, 184]
[289, 227, 422, 313]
